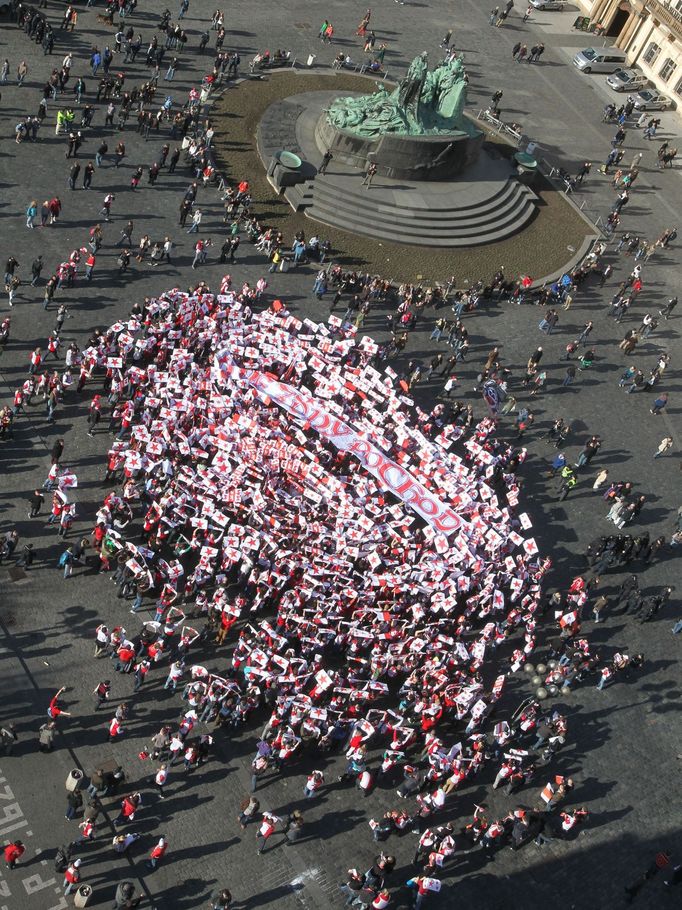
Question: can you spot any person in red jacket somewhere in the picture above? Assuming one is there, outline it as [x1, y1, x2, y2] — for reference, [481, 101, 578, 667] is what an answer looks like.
[4, 840, 25, 869]
[48, 686, 71, 720]
[408, 874, 440, 908]
[147, 836, 167, 869]
[63, 858, 81, 894]
[109, 716, 124, 741]
[85, 253, 96, 281]
[114, 793, 141, 826]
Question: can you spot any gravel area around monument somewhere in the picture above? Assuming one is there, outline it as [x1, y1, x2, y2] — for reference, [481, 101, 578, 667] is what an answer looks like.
[212, 72, 591, 283]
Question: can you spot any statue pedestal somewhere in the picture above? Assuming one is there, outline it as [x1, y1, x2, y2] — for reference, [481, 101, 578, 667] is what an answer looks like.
[315, 114, 483, 182]
[256, 89, 539, 248]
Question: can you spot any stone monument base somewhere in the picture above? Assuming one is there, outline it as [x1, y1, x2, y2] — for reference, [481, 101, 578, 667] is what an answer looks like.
[257, 89, 539, 249]
[315, 114, 484, 182]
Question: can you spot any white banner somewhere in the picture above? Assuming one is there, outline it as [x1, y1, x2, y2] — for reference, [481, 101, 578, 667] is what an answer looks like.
[215, 359, 463, 536]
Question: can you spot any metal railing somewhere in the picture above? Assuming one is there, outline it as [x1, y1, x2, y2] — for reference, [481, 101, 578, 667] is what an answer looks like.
[542, 162, 605, 230]
[476, 109, 523, 144]
[476, 110, 605, 233]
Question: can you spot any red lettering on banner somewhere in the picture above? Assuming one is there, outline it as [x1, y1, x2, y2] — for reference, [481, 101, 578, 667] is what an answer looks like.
[401, 485, 440, 517]
[364, 448, 384, 471]
[306, 406, 333, 434]
[228, 367, 466, 537]
[348, 439, 372, 465]
[432, 508, 462, 533]
[376, 460, 411, 493]
[326, 419, 356, 446]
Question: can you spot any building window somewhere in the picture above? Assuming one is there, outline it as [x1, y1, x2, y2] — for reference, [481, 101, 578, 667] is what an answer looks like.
[659, 57, 677, 81]
[643, 42, 661, 64]
[675, 74, 682, 96]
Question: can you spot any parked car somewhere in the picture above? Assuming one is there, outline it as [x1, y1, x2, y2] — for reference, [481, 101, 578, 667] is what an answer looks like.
[573, 47, 628, 74]
[530, 0, 565, 9]
[631, 89, 675, 111]
[606, 68, 649, 92]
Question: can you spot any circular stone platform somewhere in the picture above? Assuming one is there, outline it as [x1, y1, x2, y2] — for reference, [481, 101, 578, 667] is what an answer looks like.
[257, 90, 539, 249]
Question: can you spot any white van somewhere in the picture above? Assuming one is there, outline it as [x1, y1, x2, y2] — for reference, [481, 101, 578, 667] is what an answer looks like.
[573, 47, 628, 74]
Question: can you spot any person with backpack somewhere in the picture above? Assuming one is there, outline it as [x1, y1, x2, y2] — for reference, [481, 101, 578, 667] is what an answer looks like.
[59, 546, 75, 579]
[54, 843, 72, 874]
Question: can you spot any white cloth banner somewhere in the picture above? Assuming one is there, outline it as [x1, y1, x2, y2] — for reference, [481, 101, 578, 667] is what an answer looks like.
[216, 360, 464, 536]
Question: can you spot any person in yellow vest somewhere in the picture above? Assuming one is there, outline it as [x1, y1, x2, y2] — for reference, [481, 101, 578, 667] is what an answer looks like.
[268, 249, 281, 273]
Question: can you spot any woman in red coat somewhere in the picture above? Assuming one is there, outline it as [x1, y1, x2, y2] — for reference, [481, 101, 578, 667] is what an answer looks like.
[147, 836, 167, 869]
[4, 840, 25, 869]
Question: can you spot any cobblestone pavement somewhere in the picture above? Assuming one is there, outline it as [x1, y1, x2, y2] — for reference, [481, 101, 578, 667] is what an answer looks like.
[0, 2, 680, 910]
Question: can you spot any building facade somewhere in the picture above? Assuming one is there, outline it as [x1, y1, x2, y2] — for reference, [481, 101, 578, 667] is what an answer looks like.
[578, 0, 682, 109]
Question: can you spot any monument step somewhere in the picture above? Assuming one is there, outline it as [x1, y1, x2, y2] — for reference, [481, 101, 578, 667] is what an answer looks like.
[285, 180, 315, 211]
[311, 172, 520, 215]
[305, 195, 536, 247]
[311, 178, 532, 233]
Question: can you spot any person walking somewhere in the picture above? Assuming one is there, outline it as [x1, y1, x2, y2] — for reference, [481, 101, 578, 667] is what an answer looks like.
[25, 200, 38, 228]
[63, 858, 82, 894]
[303, 770, 325, 799]
[113, 882, 141, 909]
[256, 812, 279, 854]
[30, 255, 43, 287]
[74, 817, 96, 845]
[558, 468, 577, 501]
[153, 763, 168, 799]
[85, 252, 96, 281]
[592, 468, 609, 490]
[4, 841, 25, 870]
[100, 192, 115, 220]
[654, 435, 673, 457]
[577, 321, 593, 346]
[562, 364, 577, 387]
[237, 795, 260, 830]
[659, 296, 677, 320]
[93, 679, 111, 710]
[83, 162, 95, 189]
[118, 221, 134, 247]
[362, 162, 378, 188]
[187, 208, 202, 233]
[147, 836, 167, 870]
[650, 392, 668, 415]
[39, 721, 56, 752]
[209, 889, 233, 910]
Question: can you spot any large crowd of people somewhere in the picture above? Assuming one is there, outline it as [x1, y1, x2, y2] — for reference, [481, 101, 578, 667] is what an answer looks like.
[0, 0, 679, 907]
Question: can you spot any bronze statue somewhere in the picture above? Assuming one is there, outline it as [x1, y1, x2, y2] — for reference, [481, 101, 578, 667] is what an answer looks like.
[326, 53, 476, 139]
